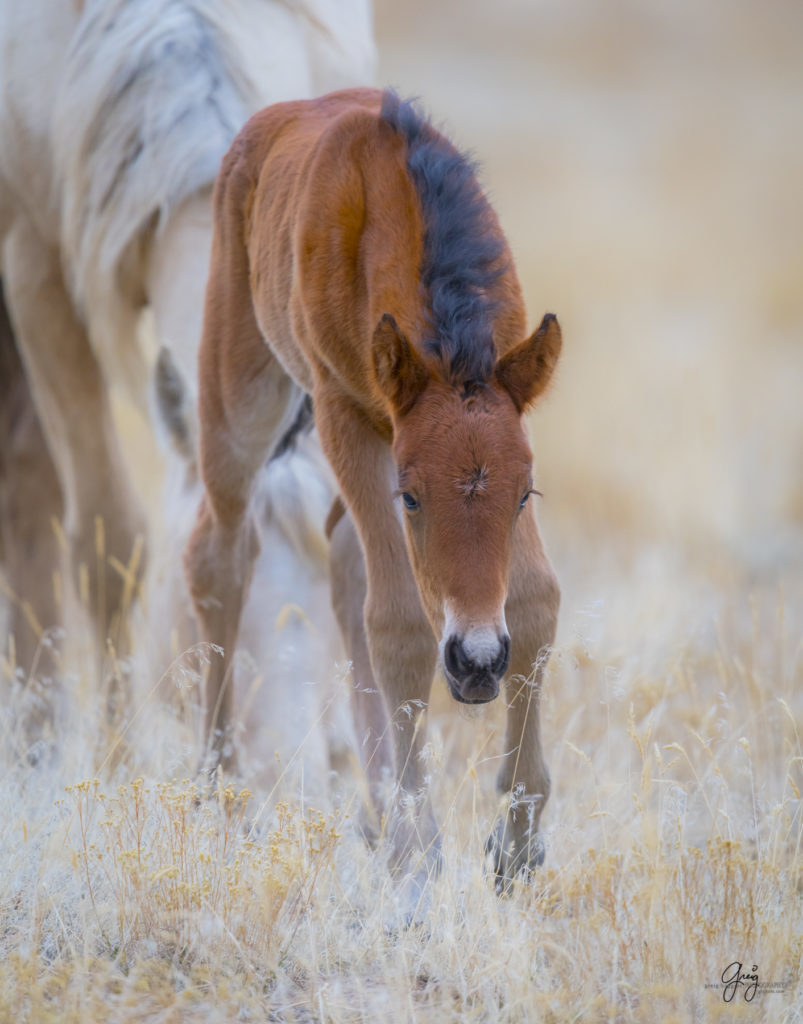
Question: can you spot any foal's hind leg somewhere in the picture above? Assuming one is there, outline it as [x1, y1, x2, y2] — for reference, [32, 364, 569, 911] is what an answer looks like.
[184, 268, 303, 772]
[0, 281, 63, 672]
[488, 508, 560, 891]
[2, 219, 146, 656]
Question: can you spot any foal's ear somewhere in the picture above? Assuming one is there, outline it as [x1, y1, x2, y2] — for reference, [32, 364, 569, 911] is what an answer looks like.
[371, 314, 429, 415]
[495, 313, 562, 412]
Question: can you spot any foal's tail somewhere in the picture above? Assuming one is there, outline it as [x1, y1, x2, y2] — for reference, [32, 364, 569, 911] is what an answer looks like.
[154, 346, 195, 461]
[154, 346, 333, 575]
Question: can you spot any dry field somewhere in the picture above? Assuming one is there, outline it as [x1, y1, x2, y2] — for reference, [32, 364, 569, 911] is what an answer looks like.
[1, 1, 802, 1020]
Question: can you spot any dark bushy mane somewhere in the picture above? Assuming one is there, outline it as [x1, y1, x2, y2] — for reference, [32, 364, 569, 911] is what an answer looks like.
[381, 90, 507, 385]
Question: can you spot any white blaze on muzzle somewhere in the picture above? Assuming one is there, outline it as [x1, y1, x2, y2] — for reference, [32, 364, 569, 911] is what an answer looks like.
[441, 601, 509, 669]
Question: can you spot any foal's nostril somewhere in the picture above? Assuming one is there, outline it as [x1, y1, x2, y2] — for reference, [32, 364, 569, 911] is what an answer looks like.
[492, 634, 511, 678]
[445, 635, 472, 680]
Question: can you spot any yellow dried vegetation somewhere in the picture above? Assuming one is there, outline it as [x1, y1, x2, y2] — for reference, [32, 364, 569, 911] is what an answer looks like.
[0, 555, 800, 1022]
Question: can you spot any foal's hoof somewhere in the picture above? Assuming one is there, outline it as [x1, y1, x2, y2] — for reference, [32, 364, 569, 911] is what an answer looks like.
[386, 866, 436, 931]
[485, 821, 545, 895]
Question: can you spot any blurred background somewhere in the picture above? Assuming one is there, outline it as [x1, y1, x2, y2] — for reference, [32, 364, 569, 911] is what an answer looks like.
[372, 0, 803, 600]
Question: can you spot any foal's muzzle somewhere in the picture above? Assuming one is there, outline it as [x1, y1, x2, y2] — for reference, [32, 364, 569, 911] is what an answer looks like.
[443, 632, 510, 704]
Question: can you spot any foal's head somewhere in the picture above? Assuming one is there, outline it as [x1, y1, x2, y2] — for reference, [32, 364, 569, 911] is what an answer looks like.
[372, 312, 561, 704]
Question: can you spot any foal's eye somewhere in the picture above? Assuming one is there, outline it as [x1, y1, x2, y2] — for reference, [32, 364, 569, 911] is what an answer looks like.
[519, 489, 540, 510]
[401, 492, 420, 512]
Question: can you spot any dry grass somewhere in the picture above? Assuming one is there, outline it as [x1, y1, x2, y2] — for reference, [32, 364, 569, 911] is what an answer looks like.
[1, 556, 800, 1021]
[2, 0, 802, 1020]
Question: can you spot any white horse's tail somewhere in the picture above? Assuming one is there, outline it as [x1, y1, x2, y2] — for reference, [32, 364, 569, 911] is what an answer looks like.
[154, 347, 196, 463]
[53, 0, 375, 397]
[54, 1, 247, 395]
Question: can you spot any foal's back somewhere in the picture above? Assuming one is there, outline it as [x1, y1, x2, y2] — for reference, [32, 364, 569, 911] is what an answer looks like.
[212, 88, 525, 425]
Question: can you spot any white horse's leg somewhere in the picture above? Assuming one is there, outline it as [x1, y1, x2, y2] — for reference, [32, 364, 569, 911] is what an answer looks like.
[2, 218, 146, 654]
[0, 284, 63, 671]
[488, 508, 559, 891]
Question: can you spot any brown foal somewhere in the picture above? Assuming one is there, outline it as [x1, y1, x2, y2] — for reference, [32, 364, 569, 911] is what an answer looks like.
[186, 88, 562, 894]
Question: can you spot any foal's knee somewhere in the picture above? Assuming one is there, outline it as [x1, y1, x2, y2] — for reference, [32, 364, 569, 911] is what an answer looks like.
[365, 602, 434, 677]
[184, 498, 259, 613]
[535, 564, 560, 652]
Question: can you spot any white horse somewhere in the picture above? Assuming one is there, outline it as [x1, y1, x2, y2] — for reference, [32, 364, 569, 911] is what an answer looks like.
[0, 0, 374, 772]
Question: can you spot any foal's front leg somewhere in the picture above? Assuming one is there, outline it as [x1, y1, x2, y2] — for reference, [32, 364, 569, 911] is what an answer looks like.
[489, 507, 560, 891]
[328, 504, 394, 838]
[317, 391, 440, 884]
